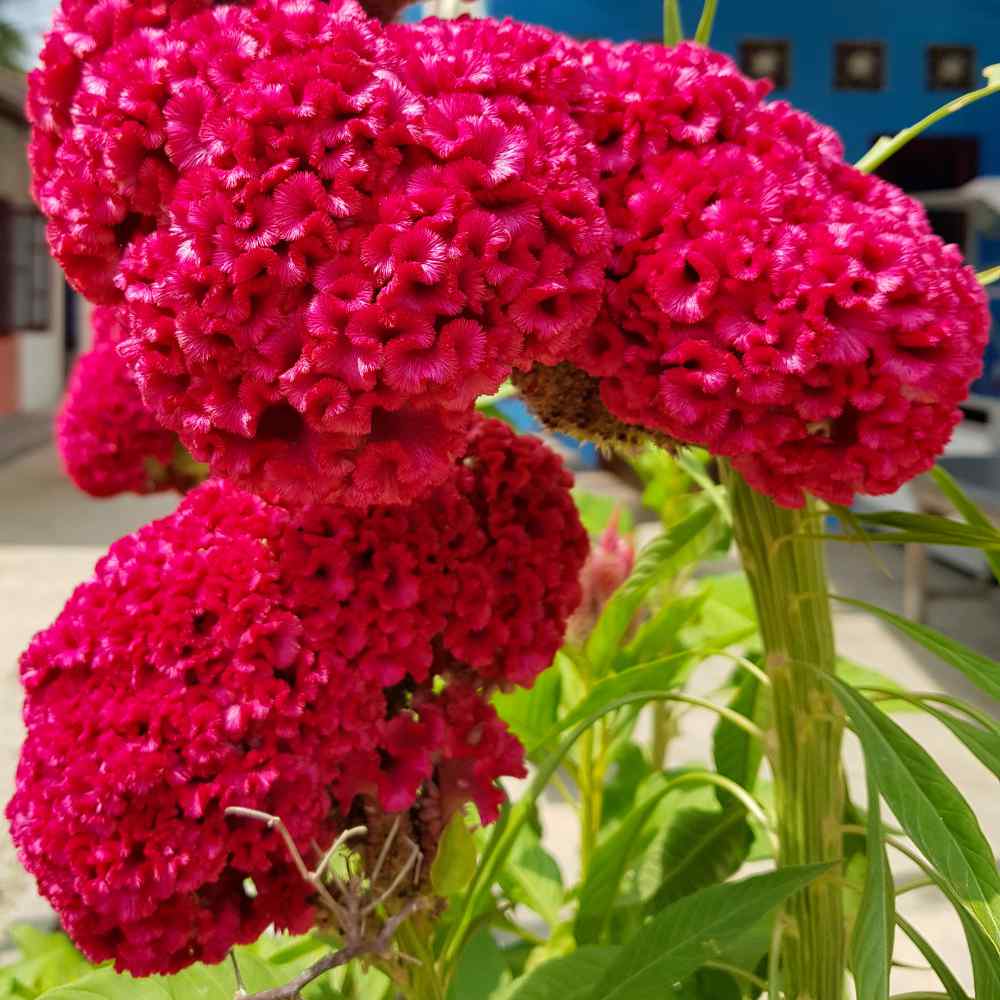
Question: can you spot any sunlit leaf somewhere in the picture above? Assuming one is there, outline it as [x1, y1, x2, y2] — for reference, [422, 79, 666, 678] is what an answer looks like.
[827, 675, 1000, 946]
[588, 865, 832, 1000]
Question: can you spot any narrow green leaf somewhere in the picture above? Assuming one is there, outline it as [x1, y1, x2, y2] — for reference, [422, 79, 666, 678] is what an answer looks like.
[444, 690, 692, 967]
[712, 670, 765, 802]
[588, 864, 832, 1000]
[827, 675, 1000, 945]
[645, 806, 754, 913]
[575, 784, 673, 944]
[497, 948, 617, 1000]
[930, 466, 1000, 583]
[895, 914, 970, 1000]
[851, 772, 894, 1000]
[841, 511, 1000, 549]
[432, 812, 478, 897]
[530, 654, 693, 755]
[834, 597, 1000, 702]
[920, 706, 1000, 779]
[585, 504, 716, 672]
[624, 593, 708, 668]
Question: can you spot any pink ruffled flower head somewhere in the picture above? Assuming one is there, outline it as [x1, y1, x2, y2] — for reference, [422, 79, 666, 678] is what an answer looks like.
[56, 305, 196, 497]
[565, 41, 988, 506]
[46, 0, 605, 507]
[27, 0, 221, 302]
[8, 416, 587, 976]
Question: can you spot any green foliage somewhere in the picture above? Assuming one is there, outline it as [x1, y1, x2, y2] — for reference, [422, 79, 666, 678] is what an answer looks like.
[828, 675, 1000, 948]
[588, 865, 831, 1000]
[432, 813, 479, 898]
[850, 774, 894, 1000]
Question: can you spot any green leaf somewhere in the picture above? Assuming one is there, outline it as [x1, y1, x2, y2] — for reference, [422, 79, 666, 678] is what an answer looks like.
[585, 504, 716, 672]
[712, 670, 765, 803]
[497, 948, 617, 1000]
[851, 772, 894, 1000]
[493, 669, 562, 760]
[931, 467, 1000, 583]
[499, 826, 564, 927]
[38, 968, 173, 1000]
[432, 812, 478, 897]
[644, 806, 754, 913]
[895, 915, 970, 1000]
[920, 706, 1000, 779]
[575, 782, 673, 944]
[572, 491, 634, 537]
[844, 510, 1000, 549]
[826, 675, 1000, 946]
[834, 598, 1000, 702]
[447, 929, 507, 1000]
[529, 655, 693, 755]
[588, 864, 832, 1000]
[444, 690, 695, 967]
[623, 593, 708, 669]
[836, 657, 917, 713]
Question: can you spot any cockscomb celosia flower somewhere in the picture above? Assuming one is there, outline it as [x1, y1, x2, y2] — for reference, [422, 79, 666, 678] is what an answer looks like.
[56, 305, 202, 497]
[8, 417, 586, 976]
[26, 0, 221, 302]
[28, 0, 608, 507]
[521, 40, 989, 507]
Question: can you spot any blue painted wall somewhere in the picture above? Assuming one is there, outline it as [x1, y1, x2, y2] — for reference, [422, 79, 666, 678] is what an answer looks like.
[487, 0, 1000, 169]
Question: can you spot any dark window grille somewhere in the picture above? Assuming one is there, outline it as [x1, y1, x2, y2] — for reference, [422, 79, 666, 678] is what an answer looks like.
[0, 202, 51, 333]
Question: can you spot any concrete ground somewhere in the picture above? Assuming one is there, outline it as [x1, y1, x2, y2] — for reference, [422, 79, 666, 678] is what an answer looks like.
[0, 442, 997, 994]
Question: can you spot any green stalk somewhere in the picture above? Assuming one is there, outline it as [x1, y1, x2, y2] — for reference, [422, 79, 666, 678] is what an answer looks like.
[663, 0, 683, 45]
[725, 464, 846, 1000]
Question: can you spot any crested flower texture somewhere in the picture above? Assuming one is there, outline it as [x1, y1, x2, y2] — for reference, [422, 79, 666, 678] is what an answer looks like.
[568, 40, 988, 506]
[56, 305, 198, 497]
[30, 0, 608, 506]
[8, 417, 587, 975]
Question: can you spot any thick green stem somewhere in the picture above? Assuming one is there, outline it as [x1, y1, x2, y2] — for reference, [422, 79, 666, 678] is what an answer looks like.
[725, 465, 846, 1000]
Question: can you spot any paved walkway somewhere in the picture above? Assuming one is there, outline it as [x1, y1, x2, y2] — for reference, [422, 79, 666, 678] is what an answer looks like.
[0, 444, 997, 994]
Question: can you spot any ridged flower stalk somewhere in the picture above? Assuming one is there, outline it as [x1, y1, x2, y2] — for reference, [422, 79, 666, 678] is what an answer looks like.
[724, 464, 846, 1000]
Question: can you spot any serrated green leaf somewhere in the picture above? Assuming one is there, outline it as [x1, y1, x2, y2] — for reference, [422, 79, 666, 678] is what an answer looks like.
[827, 675, 1000, 946]
[496, 948, 617, 1000]
[588, 865, 832, 1000]
[585, 504, 716, 672]
[644, 806, 754, 912]
[851, 772, 893, 1000]
[836, 657, 917, 713]
[834, 598, 1000, 702]
[432, 812, 478, 897]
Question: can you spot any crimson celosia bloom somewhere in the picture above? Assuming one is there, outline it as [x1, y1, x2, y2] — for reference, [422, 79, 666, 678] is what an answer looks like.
[8, 417, 586, 975]
[27, 0, 219, 302]
[56, 305, 194, 497]
[30, 0, 608, 506]
[566, 41, 988, 506]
